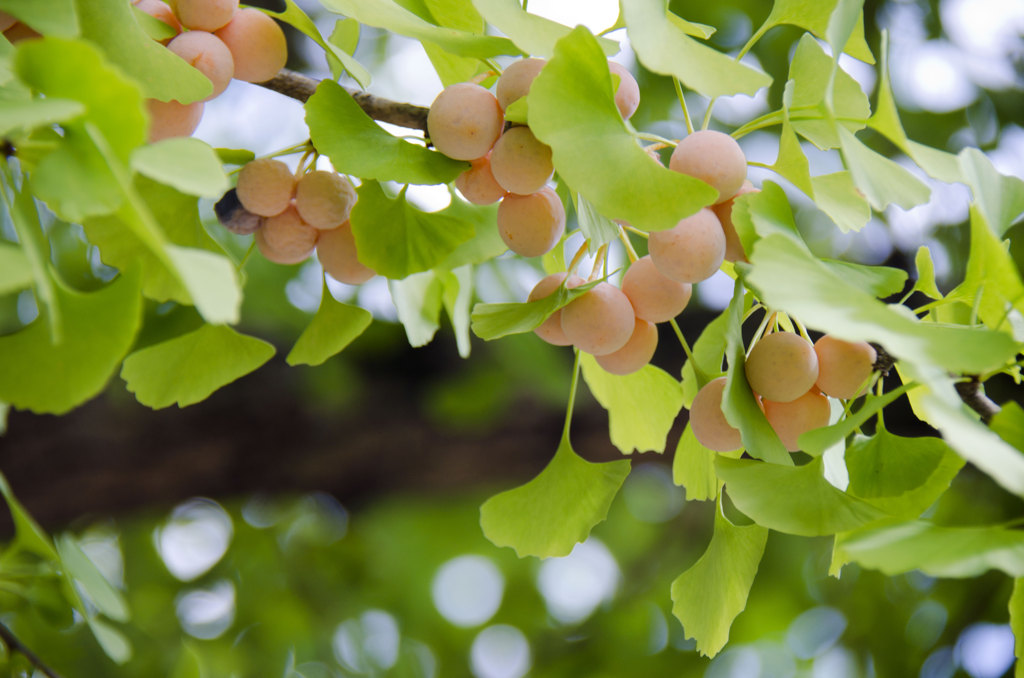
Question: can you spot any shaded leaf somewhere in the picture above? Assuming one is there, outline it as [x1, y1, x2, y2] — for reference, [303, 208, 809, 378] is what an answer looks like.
[0, 97, 84, 136]
[390, 270, 444, 347]
[131, 138, 229, 199]
[286, 286, 373, 366]
[56, 534, 129, 623]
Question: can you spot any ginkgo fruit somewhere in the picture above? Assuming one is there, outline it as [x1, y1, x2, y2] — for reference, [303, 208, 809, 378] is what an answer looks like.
[745, 331, 819, 403]
[813, 335, 877, 400]
[294, 170, 357, 229]
[454, 154, 508, 206]
[236, 158, 295, 217]
[496, 187, 565, 257]
[620, 255, 692, 323]
[595, 317, 658, 375]
[528, 272, 584, 346]
[689, 377, 742, 452]
[489, 126, 554, 196]
[317, 221, 375, 285]
[647, 208, 726, 283]
[669, 130, 747, 204]
[763, 389, 831, 451]
[214, 8, 288, 83]
[560, 282, 635, 356]
[427, 83, 504, 161]
[167, 30, 235, 100]
[495, 57, 546, 110]
[255, 205, 318, 264]
[174, 0, 238, 32]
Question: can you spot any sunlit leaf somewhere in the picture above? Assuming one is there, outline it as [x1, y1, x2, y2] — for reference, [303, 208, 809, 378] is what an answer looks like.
[0, 270, 141, 415]
[576, 193, 620, 254]
[958, 147, 1024, 238]
[0, 0, 78, 36]
[528, 26, 717, 232]
[87, 617, 132, 664]
[270, 0, 371, 87]
[820, 259, 908, 298]
[622, 0, 770, 98]
[810, 171, 871, 233]
[580, 353, 684, 455]
[755, 0, 874, 63]
[0, 97, 84, 136]
[912, 245, 943, 299]
[717, 456, 888, 536]
[72, 0, 211, 103]
[991, 402, 1024, 452]
[121, 324, 275, 409]
[471, 0, 618, 57]
[671, 501, 768, 657]
[786, 35, 869, 149]
[306, 81, 465, 185]
[835, 520, 1024, 578]
[470, 279, 596, 340]
[131, 138, 229, 199]
[390, 270, 444, 347]
[480, 435, 631, 558]
[0, 242, 31, 295]
[320, 0, 521, 58]
[839, 126, 931, 211]
[286, 286, 373, 366]
[681, 307, 729, 407]
[439, 265, 473, 357]
[799, 384, 913, 455]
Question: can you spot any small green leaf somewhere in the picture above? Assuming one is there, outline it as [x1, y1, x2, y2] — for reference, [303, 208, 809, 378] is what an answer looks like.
[770, 112, 814, 196]
[912, 245, 943, 299]
[580, 353, 685, 455]
[439, 265, 474, 357]
[721, 281, 792, 465]
[319, 0, 522, 58]
[958, 147, 1024, 238]
[426, 0, 484, 32]
[270, 0, 371, 87]
[755, 0, 874, 63]
[469, 279, 595, 340]
[810, 171, 871, 233]
[799, 384, 913, 455]
[131, 138, 229, 198]
[121, 324, 275, 409]
[286, 287, 373, 366]
[844, 429, 964, 519]
[0, 97, 84, 136]
[214, 147, 256, 166]
[328, 17, 361, 56]
[0, 242, 32, 295]
[0, 471, 59, 560]
[673, 424, 743, 501]
[440, 196, 505, 269]
[528, 26, 717, 232]
[72, 0, 211, 103]
[165, 245, 242, 326]
[306, 81, 465, 185]
[349, 182, 476, 279]
[839, 126, 931, 211]
[820, 259, 908, 298]
[56, 534, 129, 623]
[824, 0, 865, 62]
[717, 456, 888, 536]
[622, 0, 770, 98]
[0, 270, 142, 415]
[480, 436, 631, 558]
[729, 181, 801, 256]
[87, 617, 132, 665]
[390, 270, 445, 347]
[786, 35, 869, 149]
[991, 402, 1024, 452]
[835, 520, 1024, 578]
[670, 500, 768, 657]
[471, 0, 619, 57]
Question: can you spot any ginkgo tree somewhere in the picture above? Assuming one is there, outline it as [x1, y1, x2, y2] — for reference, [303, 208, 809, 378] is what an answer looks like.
[0, 0, 1023, 673]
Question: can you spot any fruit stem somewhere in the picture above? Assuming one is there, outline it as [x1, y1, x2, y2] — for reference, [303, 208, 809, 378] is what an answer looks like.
[673, 77, 694, 135]
[561, 350, 582, 442]
[617, 226, 639, 264]
[747, 310, 775, 358]
[566, 239, 591, 277]
[588, 244, 609, 282]
[237, 241, 257, 271]
[669, 319, 699, 370]
[622, 224, 649, 239]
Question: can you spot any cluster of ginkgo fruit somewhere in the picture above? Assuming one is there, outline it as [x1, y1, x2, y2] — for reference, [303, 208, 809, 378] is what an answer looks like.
[428, 56, 641, 259]
[222, 157, 374, 284]
[130, 0, 288, 141]
[691, 329, 878, 453]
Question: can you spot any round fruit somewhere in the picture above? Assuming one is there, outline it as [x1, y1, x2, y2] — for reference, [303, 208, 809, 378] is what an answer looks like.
[620, 255, 692, 323]
[317, 221, 375, 285]
[236, 158, 295, 217]
[167, 31, 234, 100]
[560, 282, 635, 356]
[528, 272, 584, 346]
[496, 187, 565, 257]
[495, 57, 546, 110]
[608, 61, 640, 120]
[669, 130, 747, 204]
[294, 170, 357, 229]
[146, 99, 204, 142]
[744, 331, 819, 403]
[647, 208, 726, 283]
[255, 205, 318, 264]
[133, 0, 181, 39]
[595, 317, 658, 375]
[489, 126, 554, 195]
[427, 83, 504, 161]
[763, 389, 831, 451]
[214, 8, 288, 83]
[455, 154, 508, 206]
[814, 335, 877, 400]
[689, 377, 742, 452]
[174, 0, 238, 32]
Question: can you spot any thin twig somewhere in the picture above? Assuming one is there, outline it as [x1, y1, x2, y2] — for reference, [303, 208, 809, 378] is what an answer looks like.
[0, 620, 65, 678]
[955, 377, 1001, 424]
[256, 69, 430, 133]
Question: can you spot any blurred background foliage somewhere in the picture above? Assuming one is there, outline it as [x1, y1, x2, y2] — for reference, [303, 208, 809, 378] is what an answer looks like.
[1, 0, 1023, 676]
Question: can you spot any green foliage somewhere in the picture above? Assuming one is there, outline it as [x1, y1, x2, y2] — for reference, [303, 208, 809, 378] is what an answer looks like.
[2, 0, 1024, 668]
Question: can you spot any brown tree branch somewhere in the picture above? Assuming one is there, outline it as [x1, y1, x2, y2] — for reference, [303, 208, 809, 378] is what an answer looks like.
[955, 377, 1001, 424]
[0, 621, 64, 678]
[256, 69, 430, 133]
